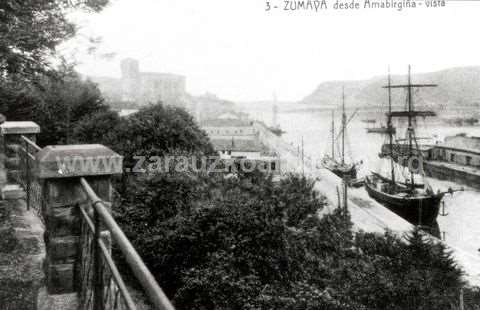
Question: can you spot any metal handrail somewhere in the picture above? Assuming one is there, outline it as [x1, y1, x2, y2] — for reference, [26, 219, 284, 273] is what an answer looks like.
[18, 135, 42, 212]
[20, 135, 42, 152]
[79, 206, 138, 310]
[79, 177, 175, 310]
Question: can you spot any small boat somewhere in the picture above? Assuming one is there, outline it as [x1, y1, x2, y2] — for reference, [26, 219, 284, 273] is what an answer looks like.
[364, 66, 456, 228]
[321, 88, 359, 180]
[322, 155, 357, 179]
[268, 125, 286, 136]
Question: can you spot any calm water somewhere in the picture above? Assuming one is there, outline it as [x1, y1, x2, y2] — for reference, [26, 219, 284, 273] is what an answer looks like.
[243, 104, 480, 258]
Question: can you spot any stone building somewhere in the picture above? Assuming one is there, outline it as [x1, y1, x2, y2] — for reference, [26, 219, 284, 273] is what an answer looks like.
[200, 115, 280, 174]
[120, 58, 186, 105]
[431, 134, 480, 167]
[90, 58, 186, 107]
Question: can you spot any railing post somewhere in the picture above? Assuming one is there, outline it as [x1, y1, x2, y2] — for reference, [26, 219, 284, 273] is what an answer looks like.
[35, 144, 122, 296]
[93, 205, 104, 310]
[0, 121, 40, 195]
[25, 139, 31, 210]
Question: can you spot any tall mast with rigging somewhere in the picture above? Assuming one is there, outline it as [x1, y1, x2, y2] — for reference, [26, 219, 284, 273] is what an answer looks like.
[407, 65, 415, 188]
[341, 87, 348, 213]
[387, 67, 395, 186]
[342, 86, 346, 166]
[331, 110, 335, 159]
[383, 65, 437, 191]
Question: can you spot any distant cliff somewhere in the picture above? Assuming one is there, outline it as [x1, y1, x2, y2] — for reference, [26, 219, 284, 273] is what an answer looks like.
[301, 67, 480, 112]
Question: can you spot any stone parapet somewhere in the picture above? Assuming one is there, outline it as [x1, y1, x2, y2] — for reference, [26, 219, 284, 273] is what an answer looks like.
[0, 121, 40, 188]
[36, 144, 122, 294]
[36, 144, 123, 179]
[0, 121, 40, 135]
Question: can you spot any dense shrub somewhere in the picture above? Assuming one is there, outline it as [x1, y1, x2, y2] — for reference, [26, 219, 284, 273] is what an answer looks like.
[114, 168, 472, 310]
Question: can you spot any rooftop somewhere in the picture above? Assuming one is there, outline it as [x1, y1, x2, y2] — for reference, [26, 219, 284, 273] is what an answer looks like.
[211, 138, 263, 152]
[440, 134, 480, 152]
[201, 118, 254, 128]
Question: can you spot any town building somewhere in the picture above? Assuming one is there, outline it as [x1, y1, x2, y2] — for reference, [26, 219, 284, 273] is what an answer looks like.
[120, 58, 186, 105]
[90, 58, 186, 107]
[201, 114, 280, 174]
[431, 134, 480, 167]
[201, 118, 257, 140]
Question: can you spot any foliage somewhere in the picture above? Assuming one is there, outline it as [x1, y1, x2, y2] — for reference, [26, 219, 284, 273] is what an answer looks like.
[0, 280, 36, 310]
[34, 70, 110, 145]
[0, 65, 110, 146]
[347, 229, 465, 310]
[115, 168, 473, 310]
[0, 0, 109, 79]
[0, 0, 110, 145]
[0, 78, 38, 121]
[72, 103, 215, 170]
[463, 287, 480, 310]
[113, 104, 215, 164]
[71, 109, 122, 146]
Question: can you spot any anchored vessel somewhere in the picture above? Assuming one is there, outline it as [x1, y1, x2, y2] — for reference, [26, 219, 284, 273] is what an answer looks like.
[364, 66, 449, 227]
[322, 88, 358, 180]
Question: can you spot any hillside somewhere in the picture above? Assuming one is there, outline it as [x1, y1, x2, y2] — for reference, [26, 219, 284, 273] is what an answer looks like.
[301, 67, 480, 112]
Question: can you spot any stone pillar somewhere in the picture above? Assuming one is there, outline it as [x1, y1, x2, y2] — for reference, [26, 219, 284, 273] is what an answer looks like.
[36, 145, 123, 294]
[0, 121, 40, 198]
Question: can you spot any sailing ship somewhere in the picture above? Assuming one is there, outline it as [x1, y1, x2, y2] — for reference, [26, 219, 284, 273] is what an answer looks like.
[268, 126, 286, 136]
[322, 88, 358, 180]
[268, 97, 286, 136]
[364, 66, 453, 227]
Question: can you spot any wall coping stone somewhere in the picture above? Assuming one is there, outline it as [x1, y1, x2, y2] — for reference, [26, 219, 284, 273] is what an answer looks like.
[0, 121, 40, 135]
[1, 184, 26, 200]
[36, 144, 123, 179]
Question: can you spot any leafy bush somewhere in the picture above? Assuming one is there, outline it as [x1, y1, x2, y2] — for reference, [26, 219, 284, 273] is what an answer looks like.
[115, 169, 473, 310]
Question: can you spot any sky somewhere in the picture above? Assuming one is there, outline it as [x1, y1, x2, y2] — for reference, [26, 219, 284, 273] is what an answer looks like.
[65, 0, 480, 102]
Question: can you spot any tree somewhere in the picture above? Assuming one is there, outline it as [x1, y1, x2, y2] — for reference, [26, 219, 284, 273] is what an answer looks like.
[0, 66, 110, 146]
[71, 109, 122, 146]
[73, 103, 215, 171]
[115, 167, 471, 310]
[0, 0, 109, 79]
[30, 68, 109, 145]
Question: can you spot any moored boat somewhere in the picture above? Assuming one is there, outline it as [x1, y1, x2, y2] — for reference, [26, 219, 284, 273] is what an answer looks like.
[365, 173, 444, 226]
[364, 66, 456, 228]
[321, 88, 360, 180]
[322, 155, 357, 179]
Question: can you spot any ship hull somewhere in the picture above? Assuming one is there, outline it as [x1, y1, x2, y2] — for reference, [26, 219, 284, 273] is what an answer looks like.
[364, 175, 442, 227]
[322, 157, 357, 180]
[329, 166, 357, 180]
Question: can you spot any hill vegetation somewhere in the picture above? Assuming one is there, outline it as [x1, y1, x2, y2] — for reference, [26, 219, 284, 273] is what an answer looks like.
[302, 67, 480, 113]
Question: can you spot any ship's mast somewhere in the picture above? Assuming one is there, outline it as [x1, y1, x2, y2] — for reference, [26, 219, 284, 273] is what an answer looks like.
[331, 110, 335, 159]
[342, 86, 346, 166]
[387, 67, 395, 185]
[407, 65, 415, 188]
[341, 87, 348, 214]
[383, 65, 437, 192]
